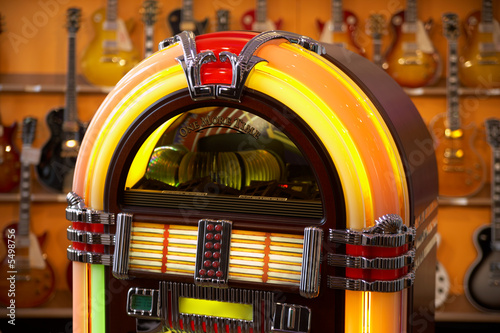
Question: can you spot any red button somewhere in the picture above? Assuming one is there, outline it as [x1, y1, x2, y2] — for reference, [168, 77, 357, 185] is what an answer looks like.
[205, 242, 213, 249]
[204, 260, 212, 267]
[213, 252, 220, 259]
[216, 271, 223, 278]
[199, 269, 206, 276]
[212, 261, 219, 268]
[215, 224, 222, 232]
[205, 251, 212, 258]
[214, 234, 221, 241]
[208, 269, 215, 277]
[206, 224, 214, 231]
[206, 233, 214, 240]
[213, 243, 221, 250]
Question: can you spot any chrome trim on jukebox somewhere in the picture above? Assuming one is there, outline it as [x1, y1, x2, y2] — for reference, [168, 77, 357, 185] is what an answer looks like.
[113, 213, 134, 280]
[126, 282, 278, 333]
[299, 227, 323, 298]
[329, 214, 416, 247]
[67, 226, 115, 245]
[127, 287, 161, 320]
[194, 219, 232, 288]
[271, 303, 311, 333]
[327, 273, 415, 292]
[327, 251, 415, 269]
[66, 191, 116, 225]
[67, 246, 113, 265]
[159, 31, 325, 102]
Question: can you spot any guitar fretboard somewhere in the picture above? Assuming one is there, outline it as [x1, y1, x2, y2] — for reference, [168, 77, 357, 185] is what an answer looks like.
[182, 0, 194, 23]
[492, 148, 500, 245]
[446, 36, 461, 131]
[332, 0, 343, 31]
[17, 161, 31, 240]
[65, 31, 77, 124]
[482, 0, 493, 25]
[405, 0, 418, 24]
[106, 0, 118, 24]
[256, 0, 267, 24]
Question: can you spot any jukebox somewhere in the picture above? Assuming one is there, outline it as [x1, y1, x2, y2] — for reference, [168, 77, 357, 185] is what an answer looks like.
[66, 31, 438, 333]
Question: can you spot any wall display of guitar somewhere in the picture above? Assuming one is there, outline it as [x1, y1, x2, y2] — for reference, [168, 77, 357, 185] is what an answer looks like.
[36, 8, 86, 193]
[464, 117, 500, 312]
[241, 0, 282, 32]
[81, 0, 140, 86]
[459, 0, 500, 88]
[429, 13, 486, 198]
[0, 117, 56, 308]
[316, 0, 365, 56]
[168, 0, 208, 36]
[383, 0, 441, 88]
[366, 13, 386, 67]
[0, 114, 20, 193]
[141, 0, 158, 58]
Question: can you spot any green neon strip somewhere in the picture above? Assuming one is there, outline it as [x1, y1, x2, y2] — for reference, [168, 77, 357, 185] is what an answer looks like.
[178, 297, 253, 321]
[91, 265, 106, 333]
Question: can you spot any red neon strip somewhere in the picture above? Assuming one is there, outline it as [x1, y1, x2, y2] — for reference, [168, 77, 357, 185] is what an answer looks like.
[162, 225, 170, 274]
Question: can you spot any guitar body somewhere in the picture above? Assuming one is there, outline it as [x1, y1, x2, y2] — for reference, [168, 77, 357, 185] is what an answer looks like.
[459, 11, 500, 88]
[167, 8, 209, 36]
[81, 8, 140, 87]
[384, 10, 441, 88]
[240, 9, 282, 31]
[0, 223, 55, 308]
[316, 11, 365, 55]
[0, 122, 20, 192]
[36, 107, 86, 193]
[429, 113, 485, 197]
[465, 225, 500, 311]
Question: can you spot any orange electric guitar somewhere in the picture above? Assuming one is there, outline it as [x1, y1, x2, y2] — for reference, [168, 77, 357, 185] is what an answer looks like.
[459, 0, 500, 88]
[384, 0, 441, 88]
[81, 0, 140, 87]
[316, 0, 365, 56]
[429, 13, 486, 198]
[0, 117, 56, 308]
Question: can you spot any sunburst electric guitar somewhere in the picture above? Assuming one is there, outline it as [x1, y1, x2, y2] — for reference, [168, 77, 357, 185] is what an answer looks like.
[316, 0, 365, 56]
[384, 0, 441, 88]
[0, 117, 56, 308]
[464, 117, 500, 312]
[459, 0, 500, 88]
[241, 0, 282, 32]
[37, 8, 86, 193]
[168, 0, 208, 36]
[81, 0, 140, 86]
[429, 13, 486, 198]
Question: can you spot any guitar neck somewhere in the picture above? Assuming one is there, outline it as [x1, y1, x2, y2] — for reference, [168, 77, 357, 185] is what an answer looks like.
[446, 38, 461, 132]
[106, 0, 118, 27]
[332, 0, 343, 31]
[256, 0, 267, 24]
[18, 161, 31, 242]
[65, 32, 77, 125]
[482, 0, 493, 25]
[492, 147, 500, 249]
[182, 0, 194, 24]
[144, 25, 154, 58]
[405, 0, 418, 24]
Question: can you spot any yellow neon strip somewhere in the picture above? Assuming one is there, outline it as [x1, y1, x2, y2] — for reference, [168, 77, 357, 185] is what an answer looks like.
[179, 297, 253, 321]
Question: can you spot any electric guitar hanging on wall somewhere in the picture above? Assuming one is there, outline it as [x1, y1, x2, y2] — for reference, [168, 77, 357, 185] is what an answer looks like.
[459, 0, 500, 88]
[168, 0, 209, 36]
[0, 117, 56, 308]
[316, 0, 365, 56]
[241, 0, 282, 32]
[366, 13, 386, 67]
[429, 13, 486, 198]
[464, 117, 500, 312]
[141, 0, 158, 58]
[81, 0, 140, 86]
[37, 8, 86, 193]
[384, 0, 441, 88]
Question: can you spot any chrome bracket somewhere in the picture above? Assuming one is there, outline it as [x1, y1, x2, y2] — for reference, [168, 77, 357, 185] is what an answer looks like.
[66, 191, 115, 225]
[327, 273, 415, 292]
[327, 250, 415, 269]
[159, 30, 325, 102]
[299, 227, 323, 298]
[329, 214, 415, 247]
[67, 246, 113, 266]
[67, 226, 115, 245]
[271, 303, 311, 333]
[112, 213, 134, 279]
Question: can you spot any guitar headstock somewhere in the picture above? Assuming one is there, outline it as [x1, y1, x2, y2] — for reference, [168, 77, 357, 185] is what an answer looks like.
[366, 14, 386, 39]
[442, 12, 459, 40]
[22, 117, 37, 146]
[485, 118, 500, 148]
[141, 0, 159, 26]
[66, 7, 81, 33]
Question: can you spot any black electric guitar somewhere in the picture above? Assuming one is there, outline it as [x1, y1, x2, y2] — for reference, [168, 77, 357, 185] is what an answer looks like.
[0, 117, 56, 308]
[141, 0, 158, 58]
[464, 117, 500, 312]
[167, 0, 208, 36]
[429, 13, 486, 198]
[36, 8, 86, 193]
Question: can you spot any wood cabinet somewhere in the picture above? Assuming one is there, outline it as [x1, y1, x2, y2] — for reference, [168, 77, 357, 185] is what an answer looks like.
[1, 0, 500, 325]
